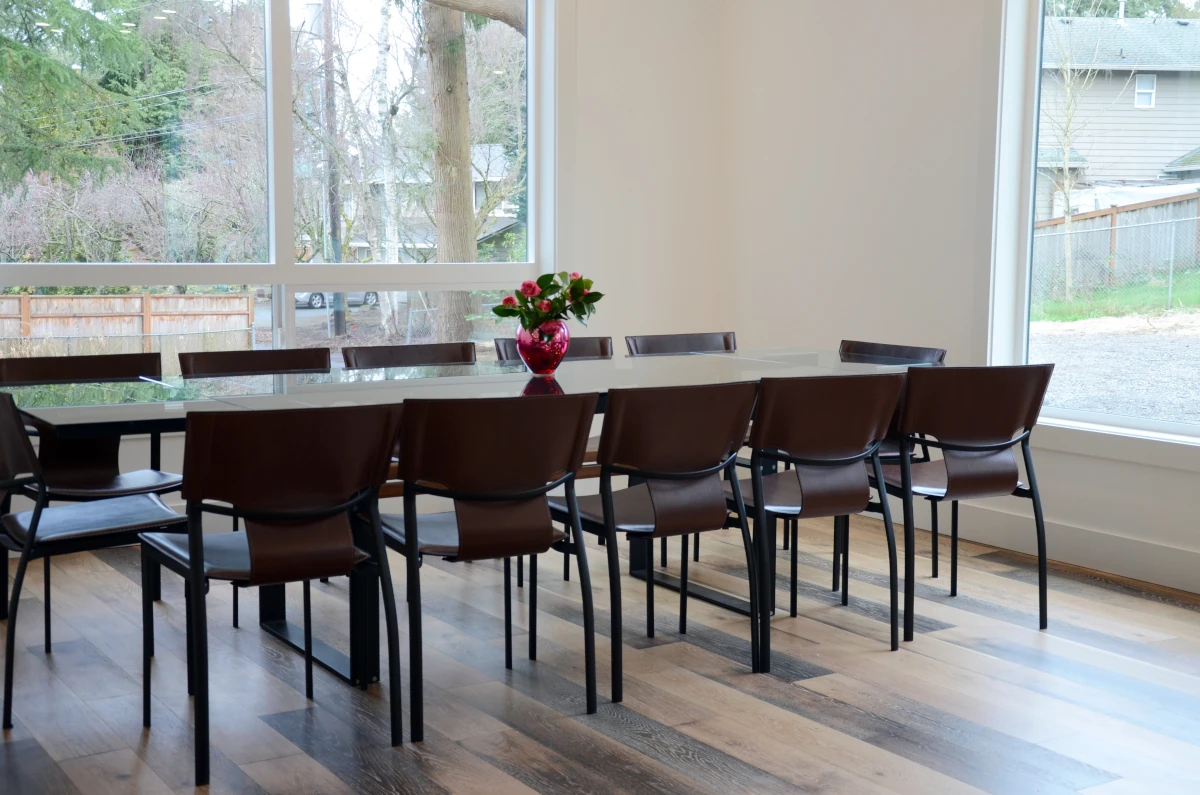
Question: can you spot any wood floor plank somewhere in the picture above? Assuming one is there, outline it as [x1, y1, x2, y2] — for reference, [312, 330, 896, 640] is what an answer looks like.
[238, 753, 352, 795]
[58, 748, 175, 795]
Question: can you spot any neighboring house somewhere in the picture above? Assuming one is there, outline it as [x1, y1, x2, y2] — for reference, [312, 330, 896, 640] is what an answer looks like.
[1037, 15, 1200, 220]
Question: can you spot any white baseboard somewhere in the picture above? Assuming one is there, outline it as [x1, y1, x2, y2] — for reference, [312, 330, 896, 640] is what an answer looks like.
[954, 502, 1200, 596]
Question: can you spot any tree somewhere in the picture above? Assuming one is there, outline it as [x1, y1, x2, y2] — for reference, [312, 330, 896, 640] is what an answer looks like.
[1045, 0, 1199, 15]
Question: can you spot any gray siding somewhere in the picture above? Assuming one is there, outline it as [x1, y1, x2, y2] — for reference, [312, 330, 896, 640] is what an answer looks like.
[1038, 70, 1200, 182]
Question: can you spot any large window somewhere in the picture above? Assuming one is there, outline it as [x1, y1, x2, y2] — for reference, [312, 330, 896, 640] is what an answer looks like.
[1028, 2, 1200, 429]
[0, 0, 539, 359]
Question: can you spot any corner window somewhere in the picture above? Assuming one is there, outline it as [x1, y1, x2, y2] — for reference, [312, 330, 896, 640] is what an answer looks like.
[1135, 74, 1156, 108]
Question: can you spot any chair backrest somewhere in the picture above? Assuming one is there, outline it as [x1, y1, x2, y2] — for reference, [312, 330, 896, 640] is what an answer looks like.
[396, 394, 598, 560]
[0, 393, 42, 487]
[599, 382, 757, 536]
[897, 364, 1054, 500]
[494, 336, 614, 362]
[839, 340, 947, 364]
[182, 404, 402, 584]
[625, 332, 736, 356]
[342, 343, 476, 369]
[178, 348, 330, 378]
[750, 374, 905, 518]
[0, 352, 161, 386]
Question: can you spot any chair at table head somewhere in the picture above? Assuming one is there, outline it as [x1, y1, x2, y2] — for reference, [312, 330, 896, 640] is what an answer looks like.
[342, 343, 476, 369]
[624, 332, 736, 356]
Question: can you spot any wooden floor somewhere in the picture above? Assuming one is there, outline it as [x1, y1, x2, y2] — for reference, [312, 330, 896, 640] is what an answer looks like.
[4, 515, 1200, 795]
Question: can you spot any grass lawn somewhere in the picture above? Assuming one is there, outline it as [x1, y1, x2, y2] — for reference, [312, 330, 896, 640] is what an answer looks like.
[1032, 270, 1200, 321]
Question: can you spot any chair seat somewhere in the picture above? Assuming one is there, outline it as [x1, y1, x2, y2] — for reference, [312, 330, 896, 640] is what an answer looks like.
[549, 484, 728, 535]
[381, 511, 566, 557]
[45, 469, 184, 500]
[141, 530, 370, 582]
[3, 494, 185, 546]
[875, 461, 1024, 499]
[722, 472, 803, 516]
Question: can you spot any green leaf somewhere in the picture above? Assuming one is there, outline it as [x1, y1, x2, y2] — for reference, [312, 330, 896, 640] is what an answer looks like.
[536, 273, 556, 290]
[582, 292, 603, 303]
[492, 306, 519, 317]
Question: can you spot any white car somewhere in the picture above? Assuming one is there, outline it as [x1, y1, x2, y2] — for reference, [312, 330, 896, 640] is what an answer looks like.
[294, 291, 378, 309]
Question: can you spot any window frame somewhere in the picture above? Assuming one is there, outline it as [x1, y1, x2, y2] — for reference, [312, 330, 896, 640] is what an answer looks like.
[1134, 72, 1157, 108]
[0, 0, 552, 350]
[993, 1, 1200, 440]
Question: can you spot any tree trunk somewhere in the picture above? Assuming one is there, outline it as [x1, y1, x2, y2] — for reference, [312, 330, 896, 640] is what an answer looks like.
[323, 0, 347, 334]
[428, 0, 526, 36]
[423, 2, 478, 343]
[375, 0, 407, 336]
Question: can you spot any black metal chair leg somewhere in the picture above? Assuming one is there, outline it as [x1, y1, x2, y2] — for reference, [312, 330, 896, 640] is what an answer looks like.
[782, 521, 790, 550]
[770, 516, 778, 612]
[503, 558, 513, 669]
[563, 545, 571, 582]
[517, 555, 523, 588]
[871, 455, 901, 651]
[1022, 442, 1049, 630]
[302, 581, 314, 700]
[405, 523, 424, 743]
[693, 532, 699, 562]
[231, 514, 239, 628]
[3, 547, 32, 730]
[790, 520, 799, 617]
[660, 537, 667, 568]
[605, 529, 623, 702]
[840, 516, 850, 607]
[187, 567, 210, 787]
[951, 501, 959, 597]
[832, 517, 842, 592]
[43, 556, 51, 653]
[0, 552, 7, 622]
[528, 555, 537, 661]
[141, 546, 154, 728]
[679, 534, 689, 634]
[645, 538, 655, 638]
[571, 515, 598, 714]
[901, 457, 917, 643]
[184, 586, 194, 696]
[930, 499, 939, 579]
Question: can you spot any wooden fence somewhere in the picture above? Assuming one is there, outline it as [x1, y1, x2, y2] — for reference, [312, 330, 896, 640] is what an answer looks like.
[0, 293, 255, 373]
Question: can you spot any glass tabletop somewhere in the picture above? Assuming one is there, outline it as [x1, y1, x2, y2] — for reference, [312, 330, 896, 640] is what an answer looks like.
[5, 348, 925, 422]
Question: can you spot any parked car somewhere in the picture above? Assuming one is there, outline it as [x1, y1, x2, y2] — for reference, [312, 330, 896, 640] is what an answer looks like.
[294, 291, 378, 309]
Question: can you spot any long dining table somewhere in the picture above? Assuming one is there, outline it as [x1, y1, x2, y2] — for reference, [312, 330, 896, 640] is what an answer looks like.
[4, 347, 924, 687]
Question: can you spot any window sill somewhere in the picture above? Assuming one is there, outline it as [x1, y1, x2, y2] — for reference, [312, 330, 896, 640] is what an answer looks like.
[1035, 413, 1200, 474]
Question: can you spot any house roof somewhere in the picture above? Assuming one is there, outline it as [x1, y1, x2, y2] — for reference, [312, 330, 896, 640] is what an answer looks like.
[1164, 145, 1200, 172]
[1043, 16, 1200, 72]
[1037, 146, 1088, 168]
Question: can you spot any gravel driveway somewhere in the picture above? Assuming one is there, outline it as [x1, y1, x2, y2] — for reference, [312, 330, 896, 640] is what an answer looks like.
[1029, 313, 1200, 425]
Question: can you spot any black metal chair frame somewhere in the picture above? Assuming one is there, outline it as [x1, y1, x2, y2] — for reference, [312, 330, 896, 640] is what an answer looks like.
[140, 487, 403, 786]
[551, 451, 761, 702]
[871, 428, 1046, 643]
[744, 441, 899, 673]
[1, 476, 183, 729]
[391, 471, 598, 743]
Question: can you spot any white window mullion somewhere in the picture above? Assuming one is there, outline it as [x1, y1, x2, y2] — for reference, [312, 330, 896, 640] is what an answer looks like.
[266, 0, 295, 346]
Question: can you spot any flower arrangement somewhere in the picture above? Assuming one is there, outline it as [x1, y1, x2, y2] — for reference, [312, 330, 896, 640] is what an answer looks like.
[491, 272, 603, 330]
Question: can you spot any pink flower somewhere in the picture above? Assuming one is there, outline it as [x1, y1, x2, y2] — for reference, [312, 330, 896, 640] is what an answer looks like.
[570, 272, 582, 281]
[501, 295, 518, 307]
[582, 289, 590, 296]
[520, 280, 541, 298]
[537, 299, 553, 312]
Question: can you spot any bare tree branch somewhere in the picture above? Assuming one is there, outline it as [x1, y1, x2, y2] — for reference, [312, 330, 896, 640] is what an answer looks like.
[427, 0, 526, 36]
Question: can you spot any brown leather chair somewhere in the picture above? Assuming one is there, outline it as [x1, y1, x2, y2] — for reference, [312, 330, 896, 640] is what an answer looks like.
[381, 393, 601, 741]
[0, 351, 181, 501]
[831, 340, 947, 587]
[495, 336, 614, 585]
[625, 331, 736, 356]
[494, 336, 614, 362]
[139, 403, 404, 785]
[625, 332, 739, 569]
[0, 392, 186, 730]
[342, 342, 476, 369]
[0, 353, 183, 638]
[725, 374, 905, 660]
[871, 364, 1054, 642]
[548, 382, 759, 700]
[178, 347, 331, 378]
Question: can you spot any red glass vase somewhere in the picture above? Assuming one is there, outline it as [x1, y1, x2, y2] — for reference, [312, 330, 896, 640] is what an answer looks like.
[516, 319, 570, 377]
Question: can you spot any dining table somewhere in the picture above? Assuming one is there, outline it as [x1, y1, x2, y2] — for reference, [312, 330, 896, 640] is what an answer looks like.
[3, 347, 925, 688]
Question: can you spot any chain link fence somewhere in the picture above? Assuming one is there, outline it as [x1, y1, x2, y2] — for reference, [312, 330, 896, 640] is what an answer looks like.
[1032, 203, 1200, 318]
